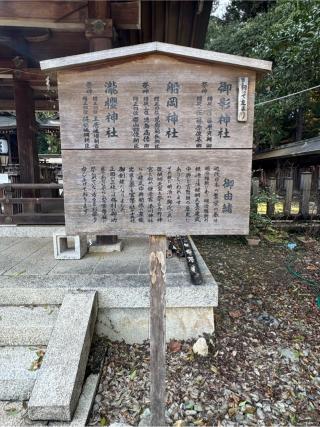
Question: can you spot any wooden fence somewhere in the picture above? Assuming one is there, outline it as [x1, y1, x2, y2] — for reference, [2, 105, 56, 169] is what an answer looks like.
[0, 183, 64, 225]
[252, 171, 320, 219]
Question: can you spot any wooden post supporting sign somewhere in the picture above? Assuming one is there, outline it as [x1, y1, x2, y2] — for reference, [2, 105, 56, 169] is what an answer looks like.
[149, 235, 167, 426]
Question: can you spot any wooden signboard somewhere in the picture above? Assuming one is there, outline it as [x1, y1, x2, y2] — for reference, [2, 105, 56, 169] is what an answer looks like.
[41, 42, 272, 426]
[42, 43, 271, 236]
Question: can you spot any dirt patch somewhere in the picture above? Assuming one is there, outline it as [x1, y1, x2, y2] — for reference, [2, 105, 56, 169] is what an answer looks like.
[89, 236, 320, 426]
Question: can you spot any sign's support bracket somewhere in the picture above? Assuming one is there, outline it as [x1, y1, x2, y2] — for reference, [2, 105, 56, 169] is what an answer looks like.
[149, 235, 167, 426]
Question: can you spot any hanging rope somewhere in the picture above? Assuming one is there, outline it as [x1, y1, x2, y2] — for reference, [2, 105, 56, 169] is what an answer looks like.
[255, 84, 320, 107]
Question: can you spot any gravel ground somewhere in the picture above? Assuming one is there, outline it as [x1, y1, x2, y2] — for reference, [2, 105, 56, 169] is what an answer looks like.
[89, 235, 320, 426]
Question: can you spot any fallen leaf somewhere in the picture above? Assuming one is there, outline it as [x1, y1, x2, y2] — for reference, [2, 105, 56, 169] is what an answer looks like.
[129, 369, 137, 380]
[99, 417, 107, 426]
[210, 365, 218, 374]
[306, 265, 318, 271]
[229, 310, 242, 319]
[169, 340, 182, 353]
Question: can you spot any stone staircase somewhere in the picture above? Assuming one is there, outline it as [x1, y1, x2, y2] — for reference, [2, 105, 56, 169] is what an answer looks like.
[0, 292, 98, 424]
[0, 305, 59, 401]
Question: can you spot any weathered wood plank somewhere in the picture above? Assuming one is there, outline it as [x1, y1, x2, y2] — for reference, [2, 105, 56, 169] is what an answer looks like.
[267, 177, 277, 217]
[0, 1, 87, 21]
[0, 99, 58, 112]
[58, 55, 256, 149]
[251, 177, 259, 197]
[111, 0, 141, 30]
[301, 172, 312, 218]
[284, 177, 293, 216]
[62, 149, 252, 236]
[149, 235, 166, 426]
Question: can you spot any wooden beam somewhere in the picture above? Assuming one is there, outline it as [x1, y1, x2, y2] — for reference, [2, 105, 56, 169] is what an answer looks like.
[111, 0, 140, 30]
[0, 18, 85, 31]
[0, 1, 87, 21]
[0, 1, 140, 31]
[0, 99, 58, 111]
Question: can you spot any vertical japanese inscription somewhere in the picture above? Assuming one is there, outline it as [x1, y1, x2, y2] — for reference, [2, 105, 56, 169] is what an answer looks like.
[142, 82, 151, 148]
[90, 165, 97, 223]
[105, 80, 119, 140]
[222, 178, 234, 214]
[238, 77, 248, 122]
[147, 167, 154, 222]
[110, 166, 117, 222]
[154, 97, 161, 149]
[101, 166, 107, 221]
[166, 82, 180, 140]
[132, 96, 140, 148]
[217, 81, 232, 140]
[82, 92, 90, 149]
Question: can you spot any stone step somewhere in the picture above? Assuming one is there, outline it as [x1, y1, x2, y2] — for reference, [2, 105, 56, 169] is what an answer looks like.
[28, 291, 98, 422]
[0, 346, 46, 400]
[0, 305, 59, 346]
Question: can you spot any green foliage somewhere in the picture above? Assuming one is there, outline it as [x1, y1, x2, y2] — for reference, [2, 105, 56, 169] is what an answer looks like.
[36, 112, 61, 154]
[250, 190, 276, 235]
[224, 0, 275, 23]
[37, 132, 60, 154]
[206, 0, 320, 148]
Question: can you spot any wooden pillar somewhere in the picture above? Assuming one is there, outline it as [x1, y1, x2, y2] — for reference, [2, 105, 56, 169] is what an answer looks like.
[87, 1, 112, 52]
[13, 78, 39, 184]
[87, 0, 115, 243]
[284, 177, 293, 216]
[300, 171, 312, 218]
[267, 177, 276, 217]
[317, 170, 320, 216]
[149, 235, 167, 427]
[251, 177, 259, 197]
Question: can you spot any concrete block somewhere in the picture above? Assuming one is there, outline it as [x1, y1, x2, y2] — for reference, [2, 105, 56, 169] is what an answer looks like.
[89, 239, 123, 253]
[53, 229, 87, 260]
[0, 305, 59, 346]
[49, 374, 99, 426]
[0, 346, 44, 400]
[28, 292, 98, 422]
[96, 306, 215, 344]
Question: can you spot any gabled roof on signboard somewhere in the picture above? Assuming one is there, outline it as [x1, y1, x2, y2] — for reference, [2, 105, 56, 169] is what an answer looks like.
[40, 41, 272, 73]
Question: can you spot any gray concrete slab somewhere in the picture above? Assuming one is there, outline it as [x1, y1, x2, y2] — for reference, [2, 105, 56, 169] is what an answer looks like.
[0, 238, 50, 275]
[4, 243, 59, 276]
[0, 225, 62, 238]
[0, 346, 45, 401]
[28, 292, 98, 422]
[0, 273, 217, 308]
[0, 401, 46, 426]
[0, 237, 218, 308]
[0, 237, 21, 253]
[0, 306, 59, 346]
[48, 253, 102, 275]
